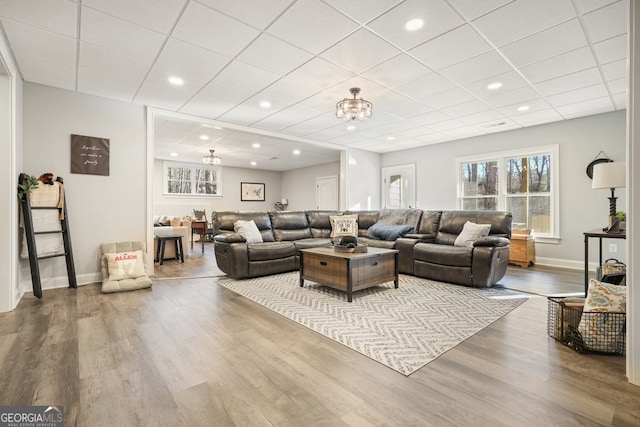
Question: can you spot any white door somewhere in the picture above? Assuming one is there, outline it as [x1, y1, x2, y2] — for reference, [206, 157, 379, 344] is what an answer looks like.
[316, 175, 339, 210]
[382, 164, 415, 209]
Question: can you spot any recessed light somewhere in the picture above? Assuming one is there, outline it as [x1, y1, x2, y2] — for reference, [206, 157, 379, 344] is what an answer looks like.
[487, 82, 503, 90]
[170, 152, 178, 157]
[405, 18, 424, 31]
[293, 149, 301, 155]
[212, 125, 223, 130]
[387, 136, 395, 141]
[259, 100, 271, 108]
[517, 105, 530, 112]
[199, 135, 209, 140]
[252, 143, 260, 148]
[347, 125, 356, 131]
[250, 161, 257, 166]
[168, 76, 184, 86]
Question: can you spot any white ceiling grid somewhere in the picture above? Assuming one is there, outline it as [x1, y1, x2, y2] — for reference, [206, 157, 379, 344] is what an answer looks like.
[0, 0, 628, 171]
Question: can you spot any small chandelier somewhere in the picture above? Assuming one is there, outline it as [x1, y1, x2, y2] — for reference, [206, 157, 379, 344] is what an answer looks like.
[336, 87, 373, 122]
[202, 149, 221, 165]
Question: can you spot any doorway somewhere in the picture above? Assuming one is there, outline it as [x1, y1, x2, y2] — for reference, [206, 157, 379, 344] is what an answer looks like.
[382, 164, 415, 209]
[316, 175, 339, 210]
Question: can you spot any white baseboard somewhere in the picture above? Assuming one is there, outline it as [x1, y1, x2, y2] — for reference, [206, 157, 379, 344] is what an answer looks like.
[20, 272, 101, 294]
[534, 256, 598, 272]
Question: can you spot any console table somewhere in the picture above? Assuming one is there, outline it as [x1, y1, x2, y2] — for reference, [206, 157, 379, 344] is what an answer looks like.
[583, 229, 625, 296]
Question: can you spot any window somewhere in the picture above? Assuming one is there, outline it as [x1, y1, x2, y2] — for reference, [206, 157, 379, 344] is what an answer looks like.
[163, 161, 221, 196]
[456, 145, 559, 241]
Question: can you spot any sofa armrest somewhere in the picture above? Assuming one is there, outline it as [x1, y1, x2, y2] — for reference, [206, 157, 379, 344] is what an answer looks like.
[214, 233, 246, 244]
[473, 236, 510, 247]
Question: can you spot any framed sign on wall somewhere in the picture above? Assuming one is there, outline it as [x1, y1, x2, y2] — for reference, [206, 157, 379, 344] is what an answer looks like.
[241, 182, 265, 201]
[70, 134, 110, 176]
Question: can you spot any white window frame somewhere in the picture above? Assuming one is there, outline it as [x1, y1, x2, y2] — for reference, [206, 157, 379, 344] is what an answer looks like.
[455, 144, 560, 243]
[163, 161, 222, 197]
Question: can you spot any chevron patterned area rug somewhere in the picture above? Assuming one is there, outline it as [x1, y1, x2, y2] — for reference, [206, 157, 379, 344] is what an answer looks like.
[218, 272, 528, 376]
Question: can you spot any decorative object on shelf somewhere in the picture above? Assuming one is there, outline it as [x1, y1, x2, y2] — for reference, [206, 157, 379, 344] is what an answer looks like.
[592, 161, 626, 233]
[17, 174, 38, 200]
[336, 87, 372, 122]
[616, 211, 626, 231]
[241, 182, 265, 201]
[274, 198, 288, 211]
[71, 134, 110, 176]
[202, 149, 221, 165]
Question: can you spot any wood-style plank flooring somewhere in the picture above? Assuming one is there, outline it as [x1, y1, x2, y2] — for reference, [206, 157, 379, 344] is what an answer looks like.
[1, 243, 638, 426]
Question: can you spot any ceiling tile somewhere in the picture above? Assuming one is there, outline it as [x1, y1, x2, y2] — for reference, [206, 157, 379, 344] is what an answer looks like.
[511, 108, 563, 125]
[135, 77, 202, 111]
[366, 0, 464, 50]
[519, 46, 597, 83]
[322, 0, 404, 25]
[574, 0, 621, 14]
[1, 19, 76, 63]
[472, 0, 577, 47]
[13, 50, 76, 90]
[213, 60, 280, 92]
[79, 42, 152, 82]
[546, 84, 609, 106]
[395, 72, 455, 100]
[322, 28, 399, 73]
[156, 38, 230, 80]
[81, 8, 165, 61]
[607, 77, 626, 94]
[447, 0, 512, 20]
[82, 0, 186, 33]
[179, 81, 254, 118]
[257, 77, 317, 104]
[236, 33, 313, 75]
[601, 59, 626, 81]
[457, 110, 506, 126]
[253, 105, 323, 131]
[409, 24, 491, 71]
[77, 66, 141, 101]
[499, 19, 588, 67]
[423, 87, 476, 109]
[582, 0, 627, 42]
[463, 70, 530, 99]
[0, 0, 77, 37]
[172, 1, 260, 57]
[439, 51, 512, 85]
[593, 34, 627, 64]
[196, 0, 295, 30]
[441, 99, 491, 117]
[267, 0, 358, 54]
[496, 98, 554, 116]
[362, 54, 431, 88]
[611, 92, 626, 108]
[556, 96, 613, 117]
[286, 57, 355, 88]
[379, 101, 433, 119]
[536, 67, 604, 96]
[482, 85, 540, 108]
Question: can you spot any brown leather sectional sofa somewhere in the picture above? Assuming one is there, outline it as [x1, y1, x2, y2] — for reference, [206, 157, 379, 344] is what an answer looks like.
[213, 209, 512, 287]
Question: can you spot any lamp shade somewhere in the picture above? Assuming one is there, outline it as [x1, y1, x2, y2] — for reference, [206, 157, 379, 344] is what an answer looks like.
[592, 161, 625, 189]
[281, 198, 288, 205]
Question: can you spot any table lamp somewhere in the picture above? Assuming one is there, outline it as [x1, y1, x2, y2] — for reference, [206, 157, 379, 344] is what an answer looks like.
[591, 161, 626, 232]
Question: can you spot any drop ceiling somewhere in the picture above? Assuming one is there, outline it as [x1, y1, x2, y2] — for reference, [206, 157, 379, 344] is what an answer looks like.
[0, 0, 628, 170]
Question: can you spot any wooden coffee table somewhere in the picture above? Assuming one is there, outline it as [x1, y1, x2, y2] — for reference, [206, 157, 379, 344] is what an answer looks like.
[299, 246, 399, 302]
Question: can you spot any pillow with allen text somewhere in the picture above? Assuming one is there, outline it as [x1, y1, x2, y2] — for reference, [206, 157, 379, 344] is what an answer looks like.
[105, 251, 146, 281]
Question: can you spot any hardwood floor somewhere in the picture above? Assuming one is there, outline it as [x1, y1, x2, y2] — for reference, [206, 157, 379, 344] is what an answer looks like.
[1, 248, 638, 426]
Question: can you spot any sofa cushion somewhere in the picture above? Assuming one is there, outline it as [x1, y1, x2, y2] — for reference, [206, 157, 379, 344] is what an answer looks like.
[270, 211, 312, 241]
[436, 210, 512, 245]
[330, 214, 358, 238]
[367, 222, 414, 241]
[377, 209, 423, 230]
[454, 221, 491, 247]
[247, 241, 296, 261]
[414, 243, 473, 267]
[346, 210, 379, 237]
[214, 211, 275, 242]
[234, 220, 263, 244]
[307, 210, 342, 238]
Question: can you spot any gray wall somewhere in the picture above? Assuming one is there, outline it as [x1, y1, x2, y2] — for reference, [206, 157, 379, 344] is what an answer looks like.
[381, 110, 626, 268]
[346, 148, 381, 211]
[22, 83, 146, 287]
[282, 162, 340, 211]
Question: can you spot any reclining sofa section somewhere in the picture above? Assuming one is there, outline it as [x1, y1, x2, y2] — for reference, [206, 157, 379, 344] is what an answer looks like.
[213, 209, 511, 288]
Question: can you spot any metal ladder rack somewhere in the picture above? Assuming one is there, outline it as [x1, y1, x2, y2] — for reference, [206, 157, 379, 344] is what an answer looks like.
[19, 173, 77, 299]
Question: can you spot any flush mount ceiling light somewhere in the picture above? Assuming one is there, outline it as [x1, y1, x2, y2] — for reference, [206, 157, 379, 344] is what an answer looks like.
[487, 82, 503, 90]
[168, 76, 184, 86]
[202, 149, 221, 165]
[517, 105, 530, 112]
[336, 87, 373, 122]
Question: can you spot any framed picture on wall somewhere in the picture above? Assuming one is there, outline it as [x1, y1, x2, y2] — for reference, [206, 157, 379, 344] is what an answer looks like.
[241, 182, 265, 201]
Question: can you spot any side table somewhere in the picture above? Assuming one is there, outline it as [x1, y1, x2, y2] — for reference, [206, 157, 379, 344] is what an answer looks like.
[156, 235, 184, 265]
[583, 229, 625, 296]
[191, 221, 206, 253]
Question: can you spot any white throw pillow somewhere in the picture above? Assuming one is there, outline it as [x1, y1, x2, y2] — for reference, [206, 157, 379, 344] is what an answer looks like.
[105, 250, 146, 281]
[234, 220, 263, 243]
[454, 221, 491, 247]
[330, 214, 358, 238]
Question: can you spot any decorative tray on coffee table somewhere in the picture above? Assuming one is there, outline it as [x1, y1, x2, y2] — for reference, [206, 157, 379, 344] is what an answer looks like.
[333, 244, 368, 253]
